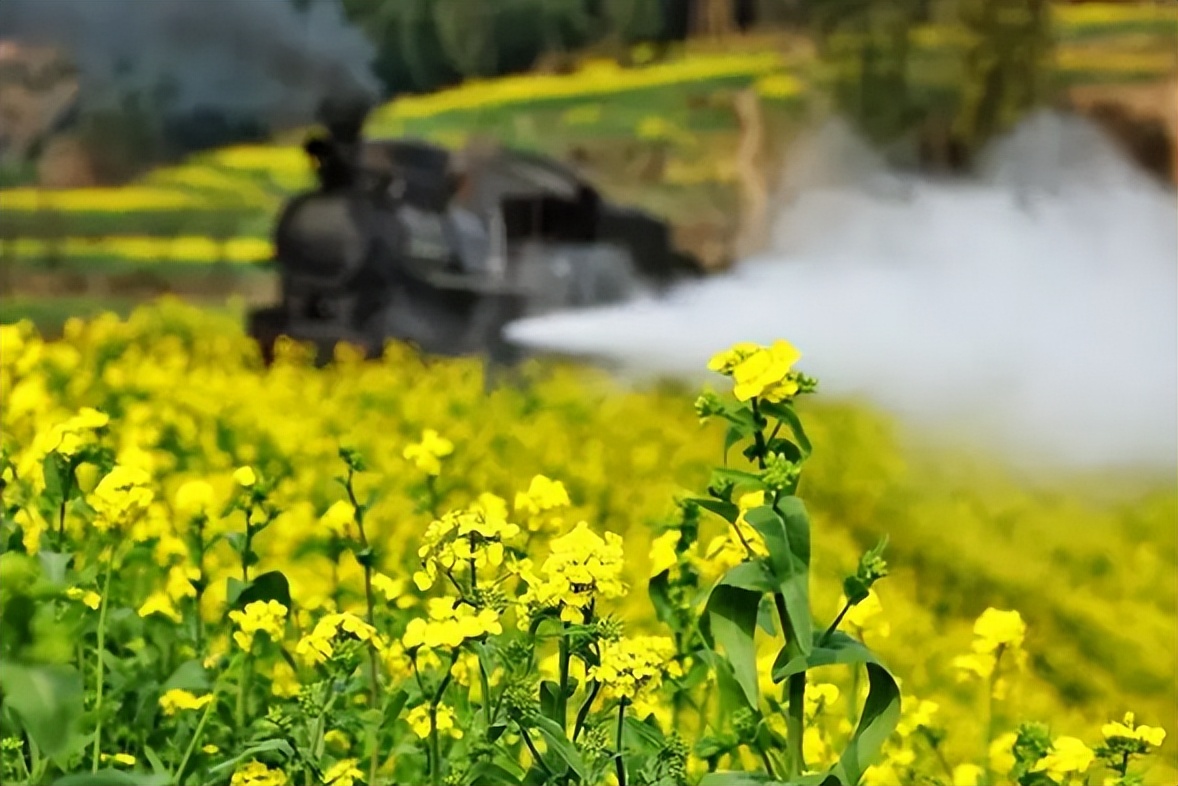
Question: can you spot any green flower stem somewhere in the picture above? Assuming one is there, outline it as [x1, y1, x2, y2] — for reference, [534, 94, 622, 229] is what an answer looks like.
[429, 655, 457, 786]
[477, 652, 493, 727]
[90, 555, 114, 773]
[775, 593, 806, 779]
[175, 698, 216, 785]
[194, 515, 206, 653]
[426, 475, 439, 517]
[615, 699, 628, 786]
[519, 727, 554, 780]
[557, 628, 570, 731]
[821, 600, 853, 645]
[56, 476, 71, 552]
[241, 511, 253, 583]
[573, 680, 601, 742]
[235, 653, 253, 733]
[984, 644, 1007, 782]
[757, 745, 779, 779]
[344, 468, 382, 786]
[786, 669, 807, 779]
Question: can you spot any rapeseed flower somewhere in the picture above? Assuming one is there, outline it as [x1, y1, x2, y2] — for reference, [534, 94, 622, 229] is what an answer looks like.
[295, 611, 378, 666]
[406, 703, 462, 739]
[232, 466, 257, 488]
[229, 600, 288, 651]
[158, 689, 214, 716]
[65, 587, 102, 610]
[323, 759, 363, 786]
[402, 598, 502, 651]
[708, 340, 805, 402]
[88, 464, 154, 532]
[589, 635, 679, 709]
[1032, 736, 1094, 782]
[514, 474, 571, 532]
[403, 429, 453, 475]
[173, 479, 216, 519]
[520, 521, 626, 622]
[1102, 712, 1166, 748]
[413, 504, 521, 590]
[138, 591, 182, 623]
[230, 760, 288, 786]
[100, 753, 137, 767]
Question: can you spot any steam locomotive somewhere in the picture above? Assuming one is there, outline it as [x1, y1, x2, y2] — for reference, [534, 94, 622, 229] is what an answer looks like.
[246, 96, 704, 365]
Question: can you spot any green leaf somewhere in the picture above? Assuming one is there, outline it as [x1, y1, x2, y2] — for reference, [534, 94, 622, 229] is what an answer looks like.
[53, 773, 170, 786]
[531, 715, 588, 782]
[225, 577, 246, 608]
[0, 661, 84, 760]
[1, 595, 35, 652]
[690, 497, 740, 524]
[162, 660, 210, 692]
[464, 761, 522, 785]
[540, 680, 561, 722]
[702, 583, 760, 709]
[224, 532, 246, 555]
[648, 573, 676, 629]
[143, 745, 170, 779]
[207, 739, 295, 776]
[761, 401, 813, 458]
[624, 715, 666, 750]
[756, 596, 778, 636]
[724, 424, 745, 462]
[37, 551, 73, 585]
[720, 561, 779, 594]
[385, 686, 409, 726]
[710, 467, 765, 489]
[231, 570, 292, 612]
[745, 499, 812, 655]
[42, 453, 66, 504]
[772, 632, 901, 786]
[695, 650, 751, 719]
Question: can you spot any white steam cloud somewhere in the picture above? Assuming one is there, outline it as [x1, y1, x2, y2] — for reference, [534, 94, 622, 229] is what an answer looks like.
[505, 112, 1178, 471]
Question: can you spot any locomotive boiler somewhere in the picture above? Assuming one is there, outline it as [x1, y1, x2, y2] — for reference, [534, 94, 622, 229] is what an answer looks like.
[246, 95, 704, 365]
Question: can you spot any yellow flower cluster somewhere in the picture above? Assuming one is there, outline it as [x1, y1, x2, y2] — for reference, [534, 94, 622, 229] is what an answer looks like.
[229, 600, 289, 652]
[158, 689, 214, 716]
[1103, 712, 1167, 749]
[295, 612, 378, 666]
[513, 474, 571, 533]
[402, 598, 502, 651]
[953, 607, 1028, 686]
[323, 758, 364, 786]
[590, 635, 680, 706]
[230, 760, 288, 786]
[65, 587, 102, 610]
[88, 465, 154, 533]
[707, 340, 804, 402]
[413, 501, 521, 590]
[1032, 736, 1095, 782]
[520, 521, 626, 623]
[406, 703, 462, 739]
[403, 429, 454, 476]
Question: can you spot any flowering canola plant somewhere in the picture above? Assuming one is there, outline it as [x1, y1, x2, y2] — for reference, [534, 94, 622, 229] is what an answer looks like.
[0, 300, 1173, 785]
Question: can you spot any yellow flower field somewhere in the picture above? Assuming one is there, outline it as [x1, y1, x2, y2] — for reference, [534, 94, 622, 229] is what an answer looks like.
[0, 299, 1173, 785]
